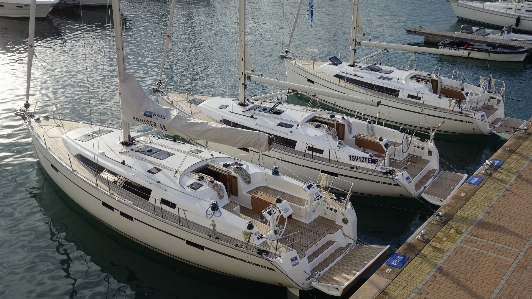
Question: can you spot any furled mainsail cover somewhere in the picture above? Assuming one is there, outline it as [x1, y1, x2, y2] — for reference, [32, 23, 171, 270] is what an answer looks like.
[119, 73, 271, 152]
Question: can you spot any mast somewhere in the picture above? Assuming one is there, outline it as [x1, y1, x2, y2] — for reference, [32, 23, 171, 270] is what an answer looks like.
[158, 0, 177, 81]
[238, 0, 246, 105]
[286, 0, 303, 52]
[25, 0, 36, 110]
[111, 0, 131, 143]
[349, 0, 360, 66]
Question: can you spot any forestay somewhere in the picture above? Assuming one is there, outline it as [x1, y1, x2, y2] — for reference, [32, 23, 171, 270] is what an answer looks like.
[119, 73, 271, 152]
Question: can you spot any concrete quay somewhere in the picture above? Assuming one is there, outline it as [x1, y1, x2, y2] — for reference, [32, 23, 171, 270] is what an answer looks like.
[351, 119, 532, 299]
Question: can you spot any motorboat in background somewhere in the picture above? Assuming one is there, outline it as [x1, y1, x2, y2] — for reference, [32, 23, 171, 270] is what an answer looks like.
[459, 24, 532, 43]
[450, 0, 532, 32]
[438, 38, 529, 61]
[283, 0, 526, 137]
[0, 0, 57, 17]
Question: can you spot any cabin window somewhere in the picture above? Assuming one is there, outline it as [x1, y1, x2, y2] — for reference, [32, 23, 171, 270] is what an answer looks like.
[122, 180, 152, 200]
[221, 119, 254, 131]
[190, 148, 203, 154]
[120, 211, 134, 221]
[102, 202, 115, 211]
[407, 94, 421, 101]
[307, 146, 324, 155]
[186, 240, 204, 250]
[147, 167, 162, 174]
[161, 198, 177, 209]
[218, 105, 229, 109]
[378, 76, 392, 81]
[274, 136, 297, 149]
[277, 122, 294, 128]
[334, 74, 399, 97]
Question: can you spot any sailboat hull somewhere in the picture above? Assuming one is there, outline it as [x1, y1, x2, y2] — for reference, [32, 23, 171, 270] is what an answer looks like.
[285, 60, 499, 135]
[27, 121, 298, 290]
[0, 1, 56, 17]
[193, 141, 413, 198]
[450, 1, 532, 33]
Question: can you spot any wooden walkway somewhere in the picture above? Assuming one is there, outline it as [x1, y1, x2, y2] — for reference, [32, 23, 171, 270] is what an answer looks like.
[351, 119, 532, 299]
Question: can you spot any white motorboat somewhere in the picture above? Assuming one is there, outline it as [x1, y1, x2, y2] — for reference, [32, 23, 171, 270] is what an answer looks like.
[283, 0, 527, 136]
[0, 0, 57, 17]
[438, 38, 529, 61]
[162, 0, 467, 202]
[459, 24, 532, 43]
[450, 0, 532, 32]
[18, 0, 390, 297]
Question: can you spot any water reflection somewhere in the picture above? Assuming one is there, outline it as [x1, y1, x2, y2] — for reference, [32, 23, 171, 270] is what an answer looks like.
[38, 171, 286, 299]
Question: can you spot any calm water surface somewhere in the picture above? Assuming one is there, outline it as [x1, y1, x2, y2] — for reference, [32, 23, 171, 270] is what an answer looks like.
[0, 0, 529, 298]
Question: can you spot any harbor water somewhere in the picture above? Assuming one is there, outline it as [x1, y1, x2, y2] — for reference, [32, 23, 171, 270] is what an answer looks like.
[0, 0, 530, 298]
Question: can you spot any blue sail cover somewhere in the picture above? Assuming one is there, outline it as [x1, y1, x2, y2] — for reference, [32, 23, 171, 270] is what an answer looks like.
[307, 0, 314, 27]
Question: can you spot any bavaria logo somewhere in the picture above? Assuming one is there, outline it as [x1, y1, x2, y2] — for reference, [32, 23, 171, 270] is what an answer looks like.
[290, 256, 299, 267]
[144, 111, 153, 118]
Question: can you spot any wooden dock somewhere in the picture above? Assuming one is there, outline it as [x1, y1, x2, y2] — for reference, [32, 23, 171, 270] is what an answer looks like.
[351, 118, 532, 299]
[405, 27, 532, 51]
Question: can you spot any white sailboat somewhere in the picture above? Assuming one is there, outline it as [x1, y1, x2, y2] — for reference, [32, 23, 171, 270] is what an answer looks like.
[18, 0, 389, 297]
[162, 1, 467, 203]
[283, 0, 524, 136]
[0, 0, 57, 17]
[450, 0, 532, 33]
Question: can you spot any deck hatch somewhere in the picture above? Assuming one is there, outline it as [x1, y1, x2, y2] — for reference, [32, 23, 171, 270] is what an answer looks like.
[76, 128, 113, 142]
[277, 122, 294, 128]
[131, 145, 174, 160]
[188, 182, 203, 190]
[147, 167, 162, 174]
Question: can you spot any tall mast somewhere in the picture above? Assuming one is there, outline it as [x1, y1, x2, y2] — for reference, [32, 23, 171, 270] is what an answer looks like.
[286, 0, 303, 52]
[238, 0, 246, 105]
[349, 0, 359, 66]
[25, 0, 36, 110]
[158, 0, 177, 81]
[111, 0, 131, 143]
